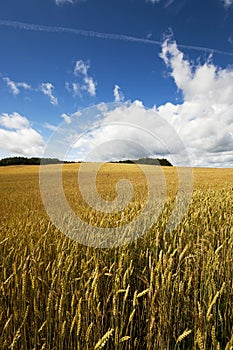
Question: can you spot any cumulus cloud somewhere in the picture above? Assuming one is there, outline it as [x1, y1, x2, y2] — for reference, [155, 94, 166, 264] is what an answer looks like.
[83, 76, 96, 96]
[157, 39, 233, 167]
[61, 110, 82, 124]
[3, 77, 31, 95]
[61, 113, 72, 124]
[0, 112, 30, 129]
[65, 82, 80, 97]
[74, 60, 89, 76]
[113, 84, 124, 102]
[40, 83, 58, 105]
[68, 40, 233, 167]
[70, 101, 185, 165]
[67, 59, 97, 97]
[0, 112, 44, 156]
[160, 40, 233, 103]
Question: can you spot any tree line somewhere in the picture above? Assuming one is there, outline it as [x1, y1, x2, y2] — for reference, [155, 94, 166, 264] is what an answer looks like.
[0, 156, 172, 166]
[0, 157, 73, 166]
[113, 157, 173, 166]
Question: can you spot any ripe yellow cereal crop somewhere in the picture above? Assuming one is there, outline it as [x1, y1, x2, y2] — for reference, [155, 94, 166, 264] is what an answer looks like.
[0, 164, 232, 349]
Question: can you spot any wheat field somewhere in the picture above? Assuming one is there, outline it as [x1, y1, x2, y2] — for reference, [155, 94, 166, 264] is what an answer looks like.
[0, 164, 232, 349]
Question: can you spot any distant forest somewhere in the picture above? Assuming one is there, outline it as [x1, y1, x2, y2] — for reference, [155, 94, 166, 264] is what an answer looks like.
[0, 156, 172, 167]
[0, 157, 74, 166]
[113, 157, 173, 166]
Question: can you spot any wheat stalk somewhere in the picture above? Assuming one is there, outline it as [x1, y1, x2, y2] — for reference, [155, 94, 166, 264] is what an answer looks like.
[94, 328, 114, 350]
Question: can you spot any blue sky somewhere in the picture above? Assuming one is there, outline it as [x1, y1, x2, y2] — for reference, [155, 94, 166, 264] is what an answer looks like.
[0, 0, 233, 167]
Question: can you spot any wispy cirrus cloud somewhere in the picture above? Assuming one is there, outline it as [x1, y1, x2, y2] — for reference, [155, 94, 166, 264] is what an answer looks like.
[3, 76, 31, 95]
[0, 20, 233, 57]
[228, 35, 233, 45]
[54, 0, 85, 5]
[146, 0, 161, 4]
[164, 0, 175, 7]
[55, 0, 74, 4]
[43, 122, 58, 131]
[40, 83, 58, 105]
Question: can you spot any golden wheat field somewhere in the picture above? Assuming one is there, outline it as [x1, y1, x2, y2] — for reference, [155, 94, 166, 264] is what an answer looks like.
[0, 164, 232, 349]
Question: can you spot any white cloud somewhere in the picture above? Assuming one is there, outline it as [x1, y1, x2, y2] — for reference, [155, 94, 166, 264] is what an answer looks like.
[61, 113, 72, 124]
[0, 112, 30, 129]
[72, 83, 79, 96]
[164, 0, 175, 7]
[146, 0, 161, 4]
[222, 0, 233, 7]
[157, 39, 233, 167]
[55, 0, 75, 5]
[65, 82, 70, 92]
[97, 103, 108, 113]
[54, 0, 86, 5]
[0, 112, 44, 156]
[17, 82, 31, 90]
[66, 59, 97, 97]
[83, 76, 96, 96]
[68, 40, 233, 167]
[113, 84, 124, 102]
[74, 60, 89, 76]
[71, 101, 184, 164]
[65, 82, 80, 97]
[61, 110, 82, 124]
[160, 40, 233, 103]
[40, 83, 58, 105]
[55, 0, 86, 4]
[44, 122, 58, 131]
[228, 35, 233, 45]
[3, 77, 31, 95]
[3, 77, 19, 95]
[3, 20, 232, 57]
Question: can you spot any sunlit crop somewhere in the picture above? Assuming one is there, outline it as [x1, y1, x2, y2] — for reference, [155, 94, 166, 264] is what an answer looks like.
[0, 164, 232, 349]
